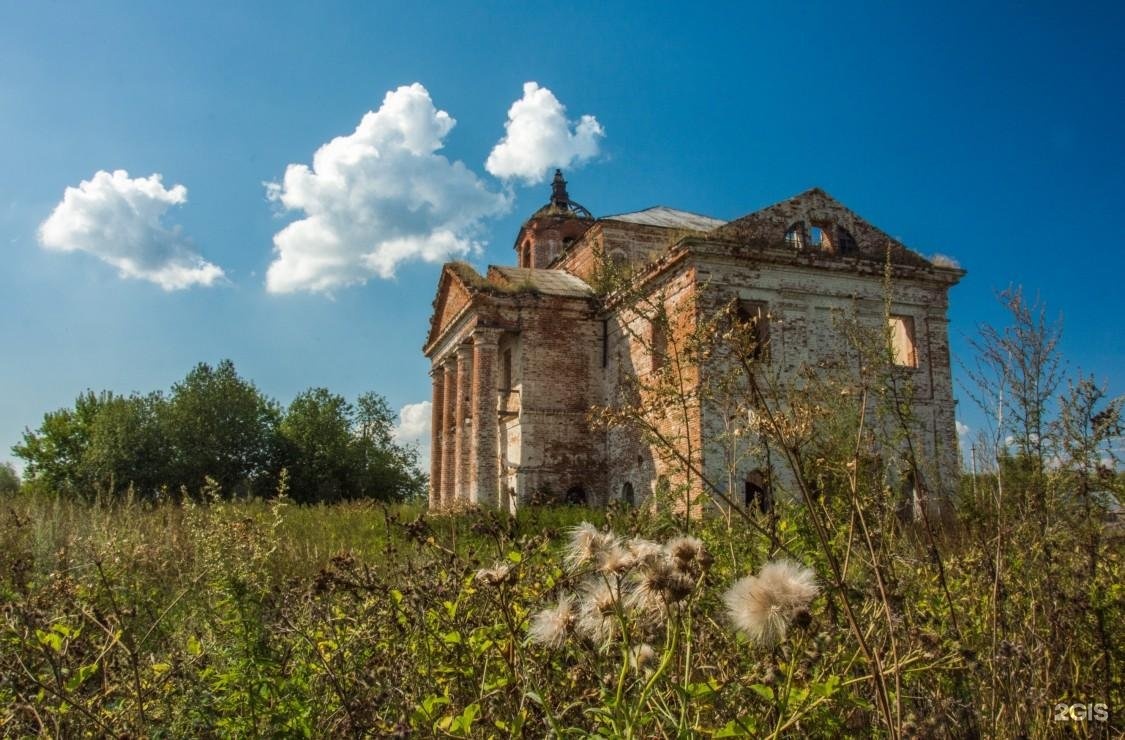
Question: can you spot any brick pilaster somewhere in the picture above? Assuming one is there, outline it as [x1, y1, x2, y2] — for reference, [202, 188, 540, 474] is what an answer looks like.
[470, 328, 501, 507]
[440, 357, 457, 508]
[428, 366, 444, 511]
[453, 342, 474, 503]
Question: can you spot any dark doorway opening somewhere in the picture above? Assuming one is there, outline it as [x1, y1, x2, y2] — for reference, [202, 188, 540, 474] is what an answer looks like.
[744, 470, 771, 514]
[565, 485, 587, 505]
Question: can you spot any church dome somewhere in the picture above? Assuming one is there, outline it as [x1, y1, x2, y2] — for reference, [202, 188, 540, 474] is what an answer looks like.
[527, 169, 593, 221]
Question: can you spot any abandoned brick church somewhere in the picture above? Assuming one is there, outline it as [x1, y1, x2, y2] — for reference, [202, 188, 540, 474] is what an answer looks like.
[423, 172, 963, 513]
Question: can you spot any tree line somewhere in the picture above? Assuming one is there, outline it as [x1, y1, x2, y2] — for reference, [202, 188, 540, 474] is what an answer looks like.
[11, 360, 425, 503]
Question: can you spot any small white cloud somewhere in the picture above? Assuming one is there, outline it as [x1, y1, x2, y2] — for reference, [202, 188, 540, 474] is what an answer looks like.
[38, 170, 224, 290]
[393, 400, 432, 471]
[956, 420, 970, 438]
[266, 83, 511, 293]
[930, 253, 961, 269]
[394, 400, 431, 442]
[485, 82, 604, 185]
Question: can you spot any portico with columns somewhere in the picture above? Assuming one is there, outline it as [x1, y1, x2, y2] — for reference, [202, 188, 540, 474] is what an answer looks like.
[422, 259, 603, 511]
[425, 323, 504, 509]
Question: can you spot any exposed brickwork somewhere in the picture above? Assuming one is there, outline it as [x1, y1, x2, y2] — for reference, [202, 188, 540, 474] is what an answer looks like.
[429, 369, 443, 509]
[453, 343, 473, 502]
[470, 328, 501, 507]
[422, 179, 964, 516]
[440, 359, 456, 508]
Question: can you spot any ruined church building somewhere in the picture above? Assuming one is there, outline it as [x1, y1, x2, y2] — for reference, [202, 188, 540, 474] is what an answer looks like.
[424, 172, 963, 513]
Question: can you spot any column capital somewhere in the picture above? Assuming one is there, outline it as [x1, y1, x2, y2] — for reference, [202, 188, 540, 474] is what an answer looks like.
[455, 341, 474, 359]
[472, 326, 503, 346]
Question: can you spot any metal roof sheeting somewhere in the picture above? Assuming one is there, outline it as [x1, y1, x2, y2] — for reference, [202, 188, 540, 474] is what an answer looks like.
[490, 266, 595, 297]
[602, 206, 727, 232]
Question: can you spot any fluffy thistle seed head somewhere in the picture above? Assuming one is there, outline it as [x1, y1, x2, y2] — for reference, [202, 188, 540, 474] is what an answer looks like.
[625, 537, 664, 561]
[576, 577, 629, 648]
[528, 594, 577, 649]
[597, 544, 636, 575]
[566, 522, 618, 571]
[628, 550, 696, 620]
[723, 559, 819, 647]
[629, 643, 657, 673]
[474, 562, 515, 588]
[666, 535, 703, 562]
[666, 535, 713, 572]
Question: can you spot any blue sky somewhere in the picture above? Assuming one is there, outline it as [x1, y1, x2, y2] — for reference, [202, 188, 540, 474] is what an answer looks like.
[3, 1, 1124, 473]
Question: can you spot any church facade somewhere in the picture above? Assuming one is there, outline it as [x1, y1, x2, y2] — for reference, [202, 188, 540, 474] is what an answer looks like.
[423, 172, 963, 513]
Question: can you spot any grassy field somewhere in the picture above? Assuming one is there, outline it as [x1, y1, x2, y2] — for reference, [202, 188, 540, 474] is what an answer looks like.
[1, 489, 1121, 737]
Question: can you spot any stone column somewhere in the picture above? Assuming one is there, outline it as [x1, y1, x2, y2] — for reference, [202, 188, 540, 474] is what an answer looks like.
[440, 357, 457, 508]
[470, 328, 501, 507]
[428, 366, 444, 511]
[453, 342, 474, 503]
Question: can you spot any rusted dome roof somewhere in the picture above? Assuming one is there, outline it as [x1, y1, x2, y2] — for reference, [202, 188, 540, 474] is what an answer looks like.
[527, 169, 593, 221]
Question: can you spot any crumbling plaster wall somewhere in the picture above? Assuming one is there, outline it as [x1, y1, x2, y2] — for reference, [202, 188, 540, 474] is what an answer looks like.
[503, 294, 606, 505]
[601, 263, 707, 511]
[692, 253, 960, 505]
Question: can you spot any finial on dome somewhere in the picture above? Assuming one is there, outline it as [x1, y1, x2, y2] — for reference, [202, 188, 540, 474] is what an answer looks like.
[550, 169, 569, 207]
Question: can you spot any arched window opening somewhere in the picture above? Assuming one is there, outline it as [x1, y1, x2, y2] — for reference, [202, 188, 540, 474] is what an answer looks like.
[566, 485, 587, 505]
[833, 225, 857, 253]
[784, 223, 806, 249]
[621, 481, 635, 506]
[809, 222, 834, 250]
[520, 241, 531, 268]
[736, 299, 771, 361]
[744, 469, 771, 513]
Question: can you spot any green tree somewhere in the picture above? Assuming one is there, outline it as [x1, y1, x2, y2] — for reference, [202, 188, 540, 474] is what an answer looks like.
[0, 462, 19, 495]
[352, 391, 426, 501]
[14, 391, 172, 499]
[13, 391, 107, 497]
[280, 388, 354, 503]
[84, 392, 170, 497]
[279, 389, 425, 503]
[163, 360, 282, 497]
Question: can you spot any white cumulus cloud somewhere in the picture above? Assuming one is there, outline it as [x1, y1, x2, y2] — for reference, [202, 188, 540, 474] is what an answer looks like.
[485, 82, 604, 184]
[393, 400, 432, 472]
[955, 420, 970, 438]
[38, 170, 224, 290]
[265, 83, 511, 293]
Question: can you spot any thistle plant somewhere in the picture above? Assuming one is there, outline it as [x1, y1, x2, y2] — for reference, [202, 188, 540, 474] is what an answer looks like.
[723, 559, 819, 647]
[523, 521, 831, 736]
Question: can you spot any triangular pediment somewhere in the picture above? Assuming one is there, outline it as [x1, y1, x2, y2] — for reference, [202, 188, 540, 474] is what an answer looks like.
[423, 264, 479, 354]
[708, 188, 933, 268]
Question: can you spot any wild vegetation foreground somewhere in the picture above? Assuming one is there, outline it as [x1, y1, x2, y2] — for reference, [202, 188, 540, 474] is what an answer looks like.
[1, 487, 1120, 738]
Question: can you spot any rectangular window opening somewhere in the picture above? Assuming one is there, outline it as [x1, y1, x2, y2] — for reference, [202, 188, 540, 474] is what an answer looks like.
[737, 300, 771, 361]
[502, 347, 513, 390]
[889, 315, 917, 368]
